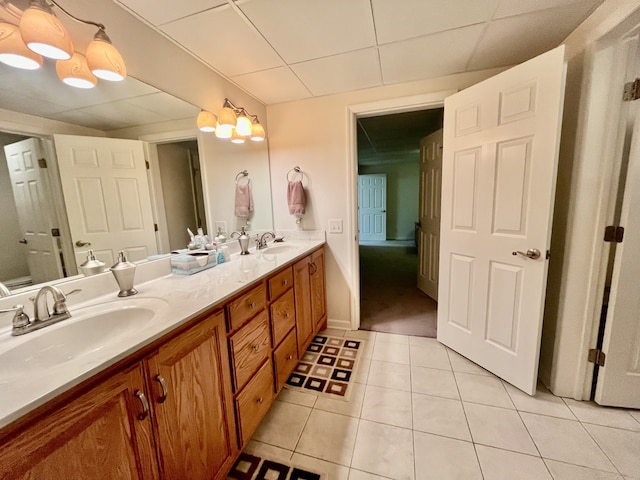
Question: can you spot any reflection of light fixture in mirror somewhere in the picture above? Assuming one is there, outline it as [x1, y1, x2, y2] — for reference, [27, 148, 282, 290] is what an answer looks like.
[236, 109, 252, 136]
[86, 28, 126, 81]
[56, 52, 97, 88]
[230, 128, 246, 144]
[218, 101, 237, 128]
[0, 22, 43, 70]
[19, 0, 73, 60]
[215, 122, 233, 139]
[197, 110, 216, 132]
[250, 118, 266, 142]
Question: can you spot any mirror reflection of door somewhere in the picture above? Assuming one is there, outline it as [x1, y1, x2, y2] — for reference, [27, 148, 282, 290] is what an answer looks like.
[2, 135, 64, 286]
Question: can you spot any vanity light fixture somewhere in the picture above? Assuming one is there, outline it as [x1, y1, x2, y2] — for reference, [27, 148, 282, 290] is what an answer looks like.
[0, 22, 42, 69]
[197, 110, 216, 132]
[7, 0, 126, 87]
[202, 98, 266, 143]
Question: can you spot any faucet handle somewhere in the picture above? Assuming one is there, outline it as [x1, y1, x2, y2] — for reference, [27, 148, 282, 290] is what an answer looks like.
[0, 304, 30, 329]
[52, 288, 82, 315]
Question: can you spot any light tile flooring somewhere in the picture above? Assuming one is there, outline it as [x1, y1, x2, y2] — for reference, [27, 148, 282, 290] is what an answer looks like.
[245, 329, 640, 480]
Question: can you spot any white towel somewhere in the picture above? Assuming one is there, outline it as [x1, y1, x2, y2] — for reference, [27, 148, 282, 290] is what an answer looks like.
[287, 180, 305, 216]
[235, 181, 253, 217]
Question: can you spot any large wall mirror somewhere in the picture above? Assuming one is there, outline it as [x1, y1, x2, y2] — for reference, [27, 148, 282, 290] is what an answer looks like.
[0, 60, 273, 295]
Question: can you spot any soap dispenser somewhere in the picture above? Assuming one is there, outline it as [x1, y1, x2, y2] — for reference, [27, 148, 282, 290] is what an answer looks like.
[110, 251, 138, 297]
[78, 249, 105, 276]
[231, 226, 250, 255]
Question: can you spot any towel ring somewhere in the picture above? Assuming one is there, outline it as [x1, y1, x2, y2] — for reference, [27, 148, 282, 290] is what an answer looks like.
[235, 170, 250, 185]
[287, 166, 306, 184]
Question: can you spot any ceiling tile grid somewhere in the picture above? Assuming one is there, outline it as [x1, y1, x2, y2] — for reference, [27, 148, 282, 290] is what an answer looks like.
[113, 0, 605, 105]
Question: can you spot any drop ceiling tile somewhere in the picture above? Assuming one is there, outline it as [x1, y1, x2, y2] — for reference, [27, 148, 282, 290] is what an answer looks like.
[235, 0, 376, 63]
[468, 3, 596, 70]
[232, 67, 311, 105]
[161, 4, 283, 77]
[494, 0, 603, 19]
[379, 24, 485, 85]
[125, 92, 200, 120]
[53, 109, 129, 131]
[115, 0, 227, 26]
[290, 49, 381, 97]
[74, 101, 163, 130]
[372, 0, 498, 44]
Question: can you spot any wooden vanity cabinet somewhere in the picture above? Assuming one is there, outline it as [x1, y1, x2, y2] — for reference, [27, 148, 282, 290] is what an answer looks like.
[144, 310, 237, 480]
[310, 248, 327, 332]
[293, 247, 327, 354]
[0, 363, 159, 480]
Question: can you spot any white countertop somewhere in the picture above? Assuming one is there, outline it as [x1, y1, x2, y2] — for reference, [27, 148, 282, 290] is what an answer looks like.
[0, 238, 324, 430]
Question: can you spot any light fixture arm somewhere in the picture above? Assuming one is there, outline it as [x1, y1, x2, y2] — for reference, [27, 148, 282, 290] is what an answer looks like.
[46, 0, 106, 32]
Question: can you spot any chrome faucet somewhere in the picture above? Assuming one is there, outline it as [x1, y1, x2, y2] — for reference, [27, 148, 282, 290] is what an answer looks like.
[256, 231, 276, 250]
[6, 286, 80, 336]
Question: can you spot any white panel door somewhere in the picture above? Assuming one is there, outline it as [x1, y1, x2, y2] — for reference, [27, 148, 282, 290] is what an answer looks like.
[53, 134, 158, 267]
[437, 46, 566, 395]
[417, 129, 442, 300]
[358, 174, 386, 242]
[595, 108, 640, 408]
[4, 138, 63, 283]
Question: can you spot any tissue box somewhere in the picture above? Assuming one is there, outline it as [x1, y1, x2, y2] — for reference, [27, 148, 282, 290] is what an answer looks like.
[171, 251, 217, 275]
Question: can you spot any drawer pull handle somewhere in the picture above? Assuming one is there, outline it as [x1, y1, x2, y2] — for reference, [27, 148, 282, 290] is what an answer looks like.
[155, 375, 168, 403]
[252, 344, 260, 351]
[282, 280, 288, 286]
[257, 397, 264, 404]
[286, 354, 294, 360]
[284, 313, 290, 318]
[135, 390, 150, 420]
[249, 302, 256, 309]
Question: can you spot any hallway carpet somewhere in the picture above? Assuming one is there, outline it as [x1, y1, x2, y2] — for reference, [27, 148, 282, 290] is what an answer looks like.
[359, 245, 437, 337]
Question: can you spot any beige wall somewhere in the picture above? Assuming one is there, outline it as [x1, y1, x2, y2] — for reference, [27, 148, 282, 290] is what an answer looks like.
[266, 68, 506, 326]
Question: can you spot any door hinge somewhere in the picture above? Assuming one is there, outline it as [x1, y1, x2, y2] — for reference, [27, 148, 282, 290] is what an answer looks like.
[145, 160, 150, 170]
[588, 349, 606, 367]
[604, 226, 624, 243]
[623, 78, 640, 101]
[154, 223, 158, 232]
[38, 158, 47, 168]
[546, 250, 550, 259]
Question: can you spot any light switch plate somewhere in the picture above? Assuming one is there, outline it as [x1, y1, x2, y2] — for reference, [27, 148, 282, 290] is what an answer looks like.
[215, 221, 227, 233]
[329, 219, 343, 234]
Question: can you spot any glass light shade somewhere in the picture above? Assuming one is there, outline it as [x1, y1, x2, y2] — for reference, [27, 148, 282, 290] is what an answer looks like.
[250, 122, 266, 142]
[215, 122, 233, 139]
[217, 106, 237, 128]
[56, 53, 97, 89]
[197, 110, 216, 132]
[230, 128, 245, 144]
[86, 37, 126, 81]
[19, 5, 73, 60]
[236, 113, 252, 136]
[0, 23, 42, 70]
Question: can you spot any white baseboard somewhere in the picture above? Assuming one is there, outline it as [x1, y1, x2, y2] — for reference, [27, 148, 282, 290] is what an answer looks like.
[327, 317, 352, 331]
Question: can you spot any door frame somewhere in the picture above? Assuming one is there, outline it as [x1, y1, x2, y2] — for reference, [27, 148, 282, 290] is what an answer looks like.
[347, 91, 456, 330]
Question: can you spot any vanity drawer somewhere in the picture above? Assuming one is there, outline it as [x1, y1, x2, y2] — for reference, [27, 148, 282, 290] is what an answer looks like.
[228, 282, 267, 332]
[230, 310, 271, 392]
[270, 289, 296, 347]
[273, 328, 298, 393]
[268, 266, 293, 301]
[235, 358, 274, 447]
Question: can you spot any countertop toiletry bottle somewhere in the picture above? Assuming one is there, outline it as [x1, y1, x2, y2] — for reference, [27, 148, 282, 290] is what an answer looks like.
[110, 251, 138, 297]
[78, 250, 105, 276]
[231, 226, 251, 255]
[216, 227, 227, 244]
[216, 246, 225, 265]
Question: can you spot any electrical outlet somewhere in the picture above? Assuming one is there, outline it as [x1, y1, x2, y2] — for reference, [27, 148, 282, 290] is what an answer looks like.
[329, 219, 343, 234]
[215, 221, 227, 233]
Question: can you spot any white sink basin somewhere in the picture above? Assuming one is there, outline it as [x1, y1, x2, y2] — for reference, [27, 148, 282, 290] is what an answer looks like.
[262, 243, 303, 255]
[0, 297, 168, 383]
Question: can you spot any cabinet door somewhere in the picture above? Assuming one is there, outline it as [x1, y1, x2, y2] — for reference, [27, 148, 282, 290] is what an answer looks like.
[0, 364, 158, 480]
[310, 248, 327, 332]
[145, 311, 237, 480]
[293, 255, 314, 354]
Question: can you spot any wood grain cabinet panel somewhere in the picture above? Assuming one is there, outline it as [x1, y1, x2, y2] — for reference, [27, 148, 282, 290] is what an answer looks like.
[235, 359, 275, 447]
[227, 282, 267, 332]
[0, 363, 159, 480]
[229, 310, 271, 392]
[293, 255, 314, 354]
[145, 310, 237, 480]
[268, 266, 293, 301]
[310, 248, 327, 332]
[273, 329, 299, 392]
[270, 289, 296, 347]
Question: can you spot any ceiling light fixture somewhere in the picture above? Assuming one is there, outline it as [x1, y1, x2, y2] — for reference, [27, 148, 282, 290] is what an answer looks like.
[0, 22, 43, 70]
[197, 110, 216, 132]
[55, 52, 96, 88]
[201, 98, 266, 143]
[19, 0, 73, 60]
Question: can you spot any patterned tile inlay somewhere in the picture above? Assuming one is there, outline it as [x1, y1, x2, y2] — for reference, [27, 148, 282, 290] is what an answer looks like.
[227, 452, 323, 480]
[285, 335, 363, 399]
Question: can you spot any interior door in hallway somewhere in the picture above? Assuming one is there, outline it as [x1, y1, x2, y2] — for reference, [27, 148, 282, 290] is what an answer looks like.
[417, 129, 442, 301]
[53, 134, 158, 267]
[437, 46, 566, 395]
[358, 174, 386, 242]
[595, 106, 640, 409]
[3, 138, 64, 283]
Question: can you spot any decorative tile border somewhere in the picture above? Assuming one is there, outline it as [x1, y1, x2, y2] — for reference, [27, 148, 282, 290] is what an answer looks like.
[227, 452, 324, 480]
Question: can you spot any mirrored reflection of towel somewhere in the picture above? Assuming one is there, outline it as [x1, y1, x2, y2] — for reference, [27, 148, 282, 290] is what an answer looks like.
[235, 181, 253, 217]
[287, 180, 305, 216]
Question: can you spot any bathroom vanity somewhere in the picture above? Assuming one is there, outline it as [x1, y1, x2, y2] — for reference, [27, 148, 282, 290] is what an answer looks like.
[0, 242, 326, 480]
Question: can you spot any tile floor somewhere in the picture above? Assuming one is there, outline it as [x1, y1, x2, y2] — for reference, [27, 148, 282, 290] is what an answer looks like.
[245, 329, 640, 480]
